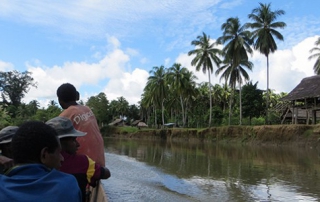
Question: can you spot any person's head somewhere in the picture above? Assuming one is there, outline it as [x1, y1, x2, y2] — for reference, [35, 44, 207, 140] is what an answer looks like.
[11, 121, 63, 170]
[56, 83, 78, 109]
[0, 126, 19, 158]
[46, 117, 86, 155]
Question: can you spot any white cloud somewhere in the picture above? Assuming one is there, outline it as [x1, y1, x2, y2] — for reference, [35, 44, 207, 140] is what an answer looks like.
[23, 36, 145, 107]
[249, 36, 317, 93]
[176, 52, 213, 84]
[0, 0, 221, 44]
[164, 58, 171, 67]
[219, 0, 243, 9]
[140, 57, 148, 64]
[125, 48, 139, 57]
[104, 68, 149, 104]
[0, 61, 14, 71]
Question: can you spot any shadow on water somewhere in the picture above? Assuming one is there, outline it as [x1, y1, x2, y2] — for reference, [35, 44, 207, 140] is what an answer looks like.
[103, 138, 320, 202]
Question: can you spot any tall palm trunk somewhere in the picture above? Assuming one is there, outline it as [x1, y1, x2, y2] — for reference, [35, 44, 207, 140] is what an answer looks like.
[184, 99, 189, 127]
[239, 78, 242, 125]
[154, 105, 157, 128]
[180, 95, 185, 127]
[266, 55, 269, 125]
[208, 72, 212, 128]
[147, 108, 150, 126]
[238, 67, 242, 125]
[161, 98, 165, 128]
[228, 91, 233, 125]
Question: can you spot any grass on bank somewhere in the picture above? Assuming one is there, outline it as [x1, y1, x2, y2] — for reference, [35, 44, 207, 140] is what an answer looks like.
[101, 124, 320, 147]
[101, 125, 156, 136]
[101, 125, 208, 137]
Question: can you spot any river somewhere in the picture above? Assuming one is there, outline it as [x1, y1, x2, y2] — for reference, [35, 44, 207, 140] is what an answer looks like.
[101, 138, 320, 202]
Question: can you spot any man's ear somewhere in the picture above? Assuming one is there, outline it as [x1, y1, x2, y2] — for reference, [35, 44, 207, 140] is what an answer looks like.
[40, 147, 49, 164]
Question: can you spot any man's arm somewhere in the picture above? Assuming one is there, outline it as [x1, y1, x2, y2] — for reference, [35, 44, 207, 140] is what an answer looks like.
[100, 167, 111, 179]
[85, 156, 110, 183]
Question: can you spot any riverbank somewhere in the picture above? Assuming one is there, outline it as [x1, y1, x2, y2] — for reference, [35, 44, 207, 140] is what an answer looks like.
[104, 124, 320, 148]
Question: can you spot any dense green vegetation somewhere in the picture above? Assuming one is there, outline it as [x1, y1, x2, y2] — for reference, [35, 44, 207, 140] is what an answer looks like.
[141, 2, 288, 128]
[0, 68, 287, 129]
[2, 2, 320, 129]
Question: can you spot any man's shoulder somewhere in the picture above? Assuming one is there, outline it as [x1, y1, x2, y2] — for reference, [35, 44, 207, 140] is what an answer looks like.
[74, 153, 90, 162]
[50, 168, 79, 181]
[60, 105, 91, 116]
[68, 154, 100, 168]
[62, 153, 91, 166]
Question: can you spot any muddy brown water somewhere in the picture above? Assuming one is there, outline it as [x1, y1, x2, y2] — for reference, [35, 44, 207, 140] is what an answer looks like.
[102, 138, 320, 202]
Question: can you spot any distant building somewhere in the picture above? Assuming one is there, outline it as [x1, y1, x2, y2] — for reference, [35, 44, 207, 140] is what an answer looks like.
[131, 119, 148, 128]
[281, 75, 320, 124]
[131, 120, 141, 126]
[108, 119, 125, 126]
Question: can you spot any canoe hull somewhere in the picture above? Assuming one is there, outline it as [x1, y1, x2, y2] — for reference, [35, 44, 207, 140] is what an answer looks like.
[89, 182, 107, 202]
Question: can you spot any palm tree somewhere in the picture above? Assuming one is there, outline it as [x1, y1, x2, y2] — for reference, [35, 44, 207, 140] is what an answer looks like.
[145, 65, 168, 127]
[188, 32, 221, 127]
[217, 17, 253, 125]
[140, 91, 154, 126]
[192, 82, 210, 128]
[116, 96, 129, 120]
[167, 63, 197, 127]
[167, 63, 187, 126]
[48, 100, 57, 107]
[182, 69, 198, 127]
[217, 17, 252, 68]
[216, 59, 253, 125]
[246, 2, 286, 124]
[28, 100, 40, 115]
[308, 37, 320, 74]
[221, 83, 231, 114]
[0, 105, 9, 128]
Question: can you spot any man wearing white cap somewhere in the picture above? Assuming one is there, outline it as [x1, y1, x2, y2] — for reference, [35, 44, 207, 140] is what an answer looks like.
[46, 117, 111, 202]
[0, 126, 19, 173]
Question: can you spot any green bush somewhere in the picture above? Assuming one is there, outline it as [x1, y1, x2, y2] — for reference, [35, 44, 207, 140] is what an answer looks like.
[100, 125, 118, 136]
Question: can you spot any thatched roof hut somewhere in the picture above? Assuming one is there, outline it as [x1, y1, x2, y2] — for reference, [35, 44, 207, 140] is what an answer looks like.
[131, 120, 141, 126]
[108, 119, 124, 126]
[281, 75, 320, 124]
[282, 75, 320, 101]
[137, 122, 148, 127]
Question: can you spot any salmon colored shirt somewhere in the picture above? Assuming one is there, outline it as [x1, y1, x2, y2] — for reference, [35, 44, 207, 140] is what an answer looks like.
[59, 105, 105, 166]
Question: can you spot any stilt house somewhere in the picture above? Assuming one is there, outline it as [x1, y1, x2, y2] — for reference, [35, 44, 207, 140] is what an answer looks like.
[281, 75, 320, 124]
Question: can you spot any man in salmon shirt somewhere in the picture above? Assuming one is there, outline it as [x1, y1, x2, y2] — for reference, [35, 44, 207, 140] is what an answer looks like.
[56, 83, 105, 166]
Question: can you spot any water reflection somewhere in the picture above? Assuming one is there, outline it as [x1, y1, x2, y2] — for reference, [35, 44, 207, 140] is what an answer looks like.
[104, 138, 320, 201]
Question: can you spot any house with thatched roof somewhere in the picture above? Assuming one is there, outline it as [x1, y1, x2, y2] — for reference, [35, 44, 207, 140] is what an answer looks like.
[137, 122, 148, 127]
[131, 120, 141, 126]
[281, 75, 320, 124]
[131, 120, 148, 128]
[108, 119, 125, 126]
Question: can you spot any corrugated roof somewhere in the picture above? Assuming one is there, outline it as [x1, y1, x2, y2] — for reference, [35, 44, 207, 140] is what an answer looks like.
[282, 75, 320, 101]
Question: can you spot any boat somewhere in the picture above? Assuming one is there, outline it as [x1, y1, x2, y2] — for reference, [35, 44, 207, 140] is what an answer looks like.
[89, 181, 108, 202]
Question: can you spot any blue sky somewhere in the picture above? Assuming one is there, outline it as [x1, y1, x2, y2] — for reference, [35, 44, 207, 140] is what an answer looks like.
[0, 0, 319, 107]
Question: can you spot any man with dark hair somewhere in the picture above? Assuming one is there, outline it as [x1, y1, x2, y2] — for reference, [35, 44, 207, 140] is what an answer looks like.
[0, 121, 82, 201]
[46, 116, 111, 202]
[56, 83, 105, 167]
[0, 126, 18, 173]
